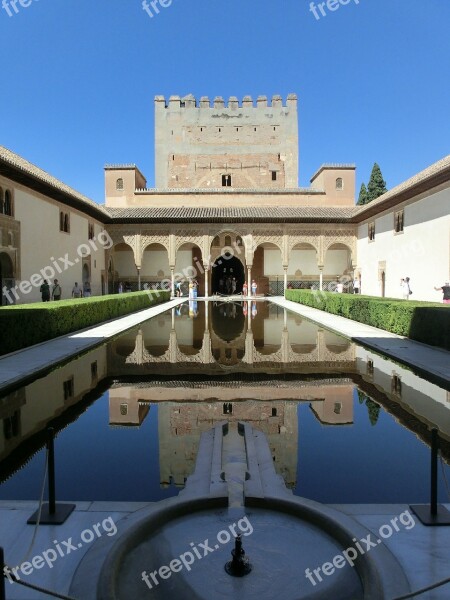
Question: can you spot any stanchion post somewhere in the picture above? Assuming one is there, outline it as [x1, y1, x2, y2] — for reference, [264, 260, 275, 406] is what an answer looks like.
[0, 546, 5, 600]
[410, 427, 450, 526]
[27, 427, 75, 525]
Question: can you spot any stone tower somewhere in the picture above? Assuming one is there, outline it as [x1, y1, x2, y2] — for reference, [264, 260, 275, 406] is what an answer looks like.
[154, 94, 299, 189]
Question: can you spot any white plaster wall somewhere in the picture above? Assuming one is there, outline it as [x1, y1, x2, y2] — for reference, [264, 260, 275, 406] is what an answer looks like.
[323, 250, 349, 276]
[113, 249, 136, 277]
[263, 319, 283, 346]
[142, 250, 170, 277]
[264, 248, 283, 275]
[13, 188, 106, 303]
[356, 187, 450, 300]
[288, 249, 318, 276]
[175, 250, 194, 278]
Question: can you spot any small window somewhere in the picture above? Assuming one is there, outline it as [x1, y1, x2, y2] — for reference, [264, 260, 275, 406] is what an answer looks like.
[4, 190, 12, 216]
[218, 128, 221, 132]
[368, 222, 375, 241]
[271, 171, 277, 181]
[254, 127, 257, 132]
[271, 407, 277, 417]
[223, 402, 233, 415]
[212, 235, 220, 247]
[116, 178, 124, 191]
[0, 188, 3, 214]
[120, 403, 128, 416]
[91, 361, 98, 381]
[172, 155, 175, 160]
[88, 224, 94, 240]
[224, 235, 232, 246]
[235, 236, 243, 247]
[63, 377, 74, 400]
[60, 212, 70, 233]
[394, 210, 404, 233]
[200, 127, 203, 132]
[392, 374, 402, 397]
[334, 402, 342, 414]
[222, 174, 231, 187]
[336, 178, 343, 191]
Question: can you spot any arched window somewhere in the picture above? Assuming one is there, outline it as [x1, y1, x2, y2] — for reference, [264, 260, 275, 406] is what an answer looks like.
[236, 236, 243, 247]
[64, 213, 70, 233]
[212, 236, 220, 247]
[224, 235, 232, 247]
[0, 188, 3, 214]
[60, 211, 65, 231]
[336, 178, 343, 191]
[116, 178, 124, 191]
[4, 191, 12, 215]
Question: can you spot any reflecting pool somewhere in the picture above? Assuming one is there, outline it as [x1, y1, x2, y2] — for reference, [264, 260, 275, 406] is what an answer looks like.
[1, 301, 449, 504]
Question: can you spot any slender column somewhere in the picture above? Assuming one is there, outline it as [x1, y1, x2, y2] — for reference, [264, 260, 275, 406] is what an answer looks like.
[171, 308, 175, 329]
[137, 267, 141, 291]
[283, 267, 288, 294]
[171, 268, 175, 297]
[247, 267, 252, 294]
[319, 268, 323, 291]
[205, 300, 209, 330]
[204, 267, 209, 298]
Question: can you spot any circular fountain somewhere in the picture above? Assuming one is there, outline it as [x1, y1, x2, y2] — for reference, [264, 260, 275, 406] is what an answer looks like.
[70, 423, 411, 599]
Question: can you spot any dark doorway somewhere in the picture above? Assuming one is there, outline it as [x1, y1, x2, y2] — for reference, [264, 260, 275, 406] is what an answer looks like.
[0, 253, 14, 305]
[211, 254, 245, 294]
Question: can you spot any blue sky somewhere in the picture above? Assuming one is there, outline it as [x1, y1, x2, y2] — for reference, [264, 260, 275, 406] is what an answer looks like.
[0, 0, 449, 203]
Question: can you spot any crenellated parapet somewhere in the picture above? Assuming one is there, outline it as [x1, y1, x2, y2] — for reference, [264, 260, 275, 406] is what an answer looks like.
[155, 94, 298, 109]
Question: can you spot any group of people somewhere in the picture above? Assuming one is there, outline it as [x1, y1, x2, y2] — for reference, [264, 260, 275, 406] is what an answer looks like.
[117, 282, 132, 293]
[40, 279, 91, 302]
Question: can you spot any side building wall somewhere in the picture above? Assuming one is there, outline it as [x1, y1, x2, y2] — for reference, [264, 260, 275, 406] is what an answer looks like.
[2, 180, 106, 304]
[356, 184, 450, 301]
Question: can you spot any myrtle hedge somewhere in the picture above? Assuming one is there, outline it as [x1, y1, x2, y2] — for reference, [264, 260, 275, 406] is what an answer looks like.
[0, 290, 170, 356]
[285, 289, 450, 351]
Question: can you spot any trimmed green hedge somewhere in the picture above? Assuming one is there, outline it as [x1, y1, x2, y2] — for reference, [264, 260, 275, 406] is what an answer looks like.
[0, 290, 170, 356]
[285, 289, 450, 351]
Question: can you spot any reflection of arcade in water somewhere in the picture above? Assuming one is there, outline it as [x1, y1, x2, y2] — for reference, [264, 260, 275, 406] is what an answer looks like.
[1, 301, 450, 490]
[108, 301, 356, 374]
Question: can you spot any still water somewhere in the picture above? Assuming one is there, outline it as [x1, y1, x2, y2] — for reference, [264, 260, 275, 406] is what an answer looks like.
[1, 301, 449, 504]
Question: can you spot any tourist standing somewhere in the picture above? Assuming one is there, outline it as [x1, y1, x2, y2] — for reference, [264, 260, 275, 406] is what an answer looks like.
[401, 277, 411, 300]
[72, 282, 82, 298]
[434, 281, 450, 304]
[242, 282, 248, 296]
[83, 280, 91, 298]
[336, 279, 344, 293]
[52, 279, 62, 301]
[353, 276, 360, 294]
[251, 280, 257, 296]
[118, 282, 123, 293]
[231, 277, 237, 294]
[40, 279, 50, 302]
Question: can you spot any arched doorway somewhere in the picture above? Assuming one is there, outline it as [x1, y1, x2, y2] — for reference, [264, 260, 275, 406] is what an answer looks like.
[0, 253, 14, 305]
[211, 253, 245, 294]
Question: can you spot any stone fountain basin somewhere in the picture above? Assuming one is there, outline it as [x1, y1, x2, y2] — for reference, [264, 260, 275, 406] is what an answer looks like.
[71, 495, 411, 600]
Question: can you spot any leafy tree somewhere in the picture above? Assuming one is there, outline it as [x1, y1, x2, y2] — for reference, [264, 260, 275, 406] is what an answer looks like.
[365, 399, 381, 426]
[366, 163, 387, 202]
[357, 183, 368, 205]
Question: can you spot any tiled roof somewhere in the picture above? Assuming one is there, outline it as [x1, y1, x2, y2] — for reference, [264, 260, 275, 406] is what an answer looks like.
[0, 145, 109, 220]
[310, 163, 356, 181]
[105, 205, 358, 223]
[353, 155, 450, 220]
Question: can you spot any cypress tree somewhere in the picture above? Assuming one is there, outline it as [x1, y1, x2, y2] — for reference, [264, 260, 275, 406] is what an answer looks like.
[357, 183, 368, 205]
[366, 163, 387, 202]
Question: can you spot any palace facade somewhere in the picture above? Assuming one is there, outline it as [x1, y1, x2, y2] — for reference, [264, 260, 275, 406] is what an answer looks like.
[0, 94, 449, 304]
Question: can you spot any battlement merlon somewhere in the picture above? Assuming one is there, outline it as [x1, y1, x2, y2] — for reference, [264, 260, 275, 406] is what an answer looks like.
[154, 94, 298, 109]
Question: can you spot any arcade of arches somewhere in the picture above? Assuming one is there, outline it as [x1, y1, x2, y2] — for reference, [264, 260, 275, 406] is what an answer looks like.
[104, 226, 356, 295]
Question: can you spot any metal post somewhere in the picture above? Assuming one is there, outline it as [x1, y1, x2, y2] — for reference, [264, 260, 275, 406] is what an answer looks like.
[0, 547, 6, 600]
[431, 428, 438, 516]
[27, 427, 75, 525]
[410, 427, 450, 525]
[47, 427, 56, 515]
